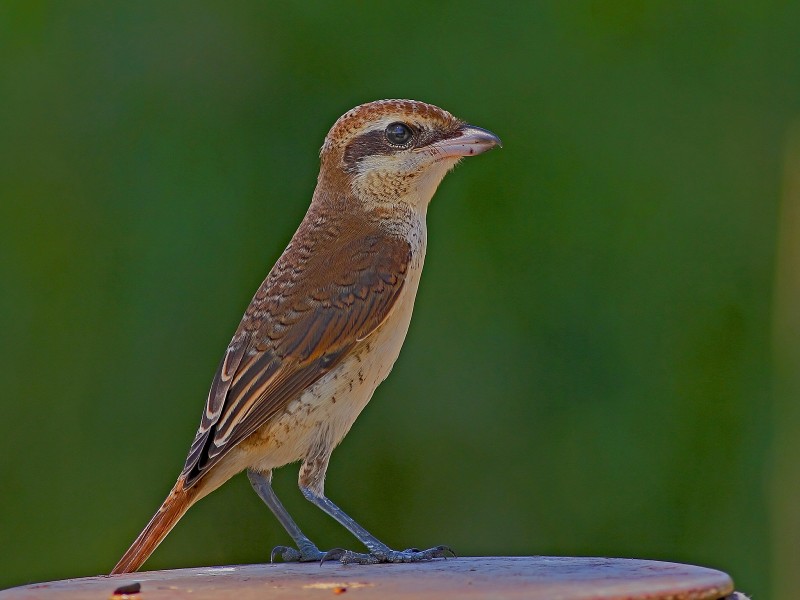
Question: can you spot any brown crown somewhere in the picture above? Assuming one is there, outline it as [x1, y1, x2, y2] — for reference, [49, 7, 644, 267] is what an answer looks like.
[321, 99, 461, 155]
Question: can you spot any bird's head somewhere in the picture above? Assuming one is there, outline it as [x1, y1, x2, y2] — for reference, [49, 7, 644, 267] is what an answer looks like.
[318, 99, 501, 211]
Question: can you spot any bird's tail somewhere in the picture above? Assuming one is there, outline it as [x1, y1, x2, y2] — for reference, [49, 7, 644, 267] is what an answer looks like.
[111, 476, 199, 574]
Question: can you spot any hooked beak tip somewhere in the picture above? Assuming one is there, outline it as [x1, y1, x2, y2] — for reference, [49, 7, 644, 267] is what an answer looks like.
[421, 124, 502, 158]
[462, 125, 503, 150]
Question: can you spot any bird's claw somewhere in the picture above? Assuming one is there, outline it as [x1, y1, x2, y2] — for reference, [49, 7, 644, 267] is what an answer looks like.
[271, 544, 325, 563]
[321, 544, 454, 565]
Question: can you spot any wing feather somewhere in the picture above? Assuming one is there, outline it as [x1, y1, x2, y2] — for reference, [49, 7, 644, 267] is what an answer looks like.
[183, 219, 412, 486]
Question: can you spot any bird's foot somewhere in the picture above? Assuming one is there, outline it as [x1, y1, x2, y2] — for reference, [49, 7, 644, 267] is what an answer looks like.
[321, 545, 454, 565]
[271, 542, 326, 562]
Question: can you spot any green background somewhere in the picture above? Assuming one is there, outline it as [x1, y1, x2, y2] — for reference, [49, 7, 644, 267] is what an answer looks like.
[2, 2, 799, 597]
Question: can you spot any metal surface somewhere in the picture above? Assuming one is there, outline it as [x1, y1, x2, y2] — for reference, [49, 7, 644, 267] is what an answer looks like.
[1, 556, 735, 600]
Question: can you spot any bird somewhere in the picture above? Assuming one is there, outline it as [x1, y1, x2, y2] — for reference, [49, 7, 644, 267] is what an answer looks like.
[111, 99, 501, 574]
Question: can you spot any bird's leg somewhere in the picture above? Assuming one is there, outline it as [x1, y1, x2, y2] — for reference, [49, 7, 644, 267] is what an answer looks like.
[247, 469, 324, 562]
[298, 454, 454, 565]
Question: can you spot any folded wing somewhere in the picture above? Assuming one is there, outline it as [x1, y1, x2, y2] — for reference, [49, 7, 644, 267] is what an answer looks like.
[182, 220, 412, 487]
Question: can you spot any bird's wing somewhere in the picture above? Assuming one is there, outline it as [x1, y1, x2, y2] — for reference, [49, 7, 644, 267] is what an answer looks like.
[182, 223, 412, 486]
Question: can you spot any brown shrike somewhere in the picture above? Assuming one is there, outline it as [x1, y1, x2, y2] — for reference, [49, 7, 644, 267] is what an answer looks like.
[111, 99, 501, 574]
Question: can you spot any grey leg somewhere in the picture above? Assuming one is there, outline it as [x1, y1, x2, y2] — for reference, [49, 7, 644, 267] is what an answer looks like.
[299, 486, 391, 554]
[247, 469, 324, 562]
[298, 453, 454, 565]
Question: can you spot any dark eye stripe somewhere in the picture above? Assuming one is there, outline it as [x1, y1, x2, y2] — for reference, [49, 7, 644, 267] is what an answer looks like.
[343, 130, 389, 172]
[341, 121, 462, 173]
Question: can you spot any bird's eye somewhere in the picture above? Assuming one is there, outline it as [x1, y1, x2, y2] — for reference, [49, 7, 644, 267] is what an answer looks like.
[385, 122, 413, 146]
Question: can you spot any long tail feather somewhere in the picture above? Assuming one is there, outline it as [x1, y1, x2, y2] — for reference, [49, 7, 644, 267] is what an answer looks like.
[111, 477, 198, 574]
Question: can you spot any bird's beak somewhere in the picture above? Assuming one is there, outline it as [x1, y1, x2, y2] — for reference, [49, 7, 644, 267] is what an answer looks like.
[419, 124, 503, 159]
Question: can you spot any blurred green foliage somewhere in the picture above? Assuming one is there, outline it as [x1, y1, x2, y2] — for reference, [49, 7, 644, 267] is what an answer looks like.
[1, 1, 799, 597]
